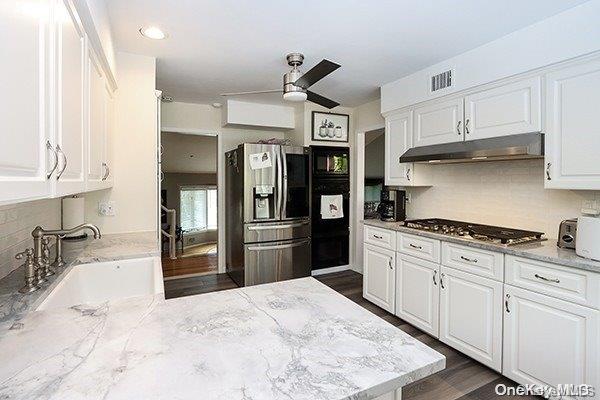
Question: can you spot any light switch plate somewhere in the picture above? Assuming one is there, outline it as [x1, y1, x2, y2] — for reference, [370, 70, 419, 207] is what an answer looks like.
[99, 201, 117, 216]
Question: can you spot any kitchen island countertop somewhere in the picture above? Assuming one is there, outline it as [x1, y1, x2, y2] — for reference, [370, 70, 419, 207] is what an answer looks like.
[0, 277, 445, 400]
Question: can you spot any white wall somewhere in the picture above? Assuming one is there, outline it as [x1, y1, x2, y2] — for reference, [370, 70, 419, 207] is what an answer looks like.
[381, 0, 600, 112]
[0, 199, 61, 280]
[355, 99, 385, 132]
[161, 133, 217, 173]
[84, 52, 157, 234]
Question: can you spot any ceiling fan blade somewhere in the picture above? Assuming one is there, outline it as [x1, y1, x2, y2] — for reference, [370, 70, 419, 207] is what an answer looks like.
[220, 89, 282, 96]
[294, 59, 340, 89]
[307, 90, 339, 109]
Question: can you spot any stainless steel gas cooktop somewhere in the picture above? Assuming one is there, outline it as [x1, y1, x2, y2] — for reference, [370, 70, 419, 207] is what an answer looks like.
[403, 218, 545, 246]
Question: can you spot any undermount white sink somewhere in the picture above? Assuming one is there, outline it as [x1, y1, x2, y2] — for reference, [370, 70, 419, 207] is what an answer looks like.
[37, 257, 164, 311]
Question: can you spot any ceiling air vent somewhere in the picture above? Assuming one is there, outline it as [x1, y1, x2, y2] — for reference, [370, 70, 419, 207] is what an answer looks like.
[430, 70, 453, 92]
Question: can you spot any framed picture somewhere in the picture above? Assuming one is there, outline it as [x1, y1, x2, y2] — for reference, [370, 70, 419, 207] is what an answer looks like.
[312, 111, 349, 142]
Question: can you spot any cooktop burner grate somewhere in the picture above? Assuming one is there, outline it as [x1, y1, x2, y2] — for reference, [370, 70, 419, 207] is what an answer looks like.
[404, 218, 545, 245]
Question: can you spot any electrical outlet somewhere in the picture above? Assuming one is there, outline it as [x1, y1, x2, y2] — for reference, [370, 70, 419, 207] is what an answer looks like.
[405, 192, 412, 204]
[99, 201, 117, 216]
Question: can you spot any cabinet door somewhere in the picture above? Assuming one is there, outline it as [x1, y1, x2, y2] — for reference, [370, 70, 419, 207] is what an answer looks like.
[413, 97, 464, 147]
[87, 46, 106, 190]
[503, 285, 599, 393]
[0, 0, 52, 204]
[54, 0, 86, 196]
[545, 58, 600, 189]
[363, 244, 395, 313]
[103, 82, 114, 186]
[439, 267, 503, 371]
[464, 76, 541, 141]
[385, 111, 412, 186]
[395, 254, 439, 337]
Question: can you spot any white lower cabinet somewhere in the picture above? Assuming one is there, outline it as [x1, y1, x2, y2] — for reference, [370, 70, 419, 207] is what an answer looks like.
[395, 254, 439, 338]
[363, 244, 396, 313]
[503, 285, 599, 394]
[439, 266, 503, 371]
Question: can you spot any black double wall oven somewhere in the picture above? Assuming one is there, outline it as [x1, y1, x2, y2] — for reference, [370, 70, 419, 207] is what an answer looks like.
[310, 146, 350, 271]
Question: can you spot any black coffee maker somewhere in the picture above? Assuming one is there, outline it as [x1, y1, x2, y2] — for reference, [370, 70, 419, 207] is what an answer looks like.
[378, 189, 406, 222]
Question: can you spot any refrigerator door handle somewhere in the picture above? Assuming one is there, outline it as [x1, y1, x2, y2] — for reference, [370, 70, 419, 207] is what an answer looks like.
[247, 239, 310, 251]
[276, 147, 283, 220]
[281, 147, 288, 219]
[247, 221, 310, 230]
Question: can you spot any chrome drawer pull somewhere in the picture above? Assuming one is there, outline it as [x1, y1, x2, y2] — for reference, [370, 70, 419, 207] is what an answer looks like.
[409, 243, 422, 250]
[373, 235, 383, 239]
[460, 255, 478, 263]
[505, 294, 511, 313]
[440, 273, 445, 289]
[534, 273, 560, 284]
[432, 270, 437, 286]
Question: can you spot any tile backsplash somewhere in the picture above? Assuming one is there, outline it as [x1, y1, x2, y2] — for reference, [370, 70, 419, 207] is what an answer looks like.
[0, 199, 61, 280]
[406, 159, 600, 239]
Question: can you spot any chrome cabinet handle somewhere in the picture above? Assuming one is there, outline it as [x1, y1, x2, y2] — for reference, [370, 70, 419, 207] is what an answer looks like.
[505, 294, 511, 313]
[160, 170, 164, 182]
[46, 140, 59, 179]
[440, 273, 445, 289]
[388, 258, 393, 270]
[534, 273, 560, 284]
[373, 234, 383, 239]
[460, 255, 478, 263]
[546, 162, 551, 180]
[465, 119, 470, 134]
[56, 145, 67, 180]
[406, 167, 411, 181]
[101, 162, 110, 181]
[409, 243, 422, 250]
[457, 120, 462, 135]
[432, 270, 438, 286]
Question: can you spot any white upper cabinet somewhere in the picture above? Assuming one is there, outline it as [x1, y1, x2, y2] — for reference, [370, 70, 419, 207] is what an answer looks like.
[385, 111, 412, 186]
[413, 97, 464, 147]
[464, 76, 541, 141]
[87, 47, 108, 191]
[363, 244, 396, 313]
[54, 0, 86, 196]
[0, 0, 52, 204]
[545, 57, 600, 190]
[395, 254, 440, 338]
[503, 285, 599, 392]
[384, 110, 432, 187]
[439, 266, 503, 371]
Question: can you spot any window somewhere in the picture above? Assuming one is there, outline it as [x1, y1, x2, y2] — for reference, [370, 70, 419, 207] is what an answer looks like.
[180, 186, 217, 231]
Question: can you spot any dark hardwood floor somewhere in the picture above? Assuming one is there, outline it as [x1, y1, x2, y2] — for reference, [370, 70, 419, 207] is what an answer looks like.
[164, 270, 539, 400]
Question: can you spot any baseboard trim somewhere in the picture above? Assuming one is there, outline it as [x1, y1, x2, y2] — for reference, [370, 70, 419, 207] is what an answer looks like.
[311, 265, 351, 276]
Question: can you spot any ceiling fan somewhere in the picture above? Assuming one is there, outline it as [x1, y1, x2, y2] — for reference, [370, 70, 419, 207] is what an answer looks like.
[220, 53, 341, 109]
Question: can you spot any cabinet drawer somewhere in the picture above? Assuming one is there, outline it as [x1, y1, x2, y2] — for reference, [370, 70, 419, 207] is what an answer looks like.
[397, 233, 440, 263]
[364, 225, 396, 251]
[442, 242, 503, 281]
[505, 255, 600, 309]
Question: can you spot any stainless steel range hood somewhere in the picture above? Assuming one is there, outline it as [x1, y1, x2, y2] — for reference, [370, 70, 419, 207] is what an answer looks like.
[399, 132, 544, 164]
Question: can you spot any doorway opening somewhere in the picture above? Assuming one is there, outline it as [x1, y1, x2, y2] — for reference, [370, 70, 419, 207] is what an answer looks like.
[160, 132, 218, 279]
[363, 128, 385, 219]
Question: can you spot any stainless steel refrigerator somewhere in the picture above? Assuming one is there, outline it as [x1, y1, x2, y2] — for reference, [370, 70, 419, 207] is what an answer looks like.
[225, 143, 311, 286]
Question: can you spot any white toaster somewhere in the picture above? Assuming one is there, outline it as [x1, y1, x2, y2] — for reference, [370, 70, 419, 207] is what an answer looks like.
[576, 216, 600, 261]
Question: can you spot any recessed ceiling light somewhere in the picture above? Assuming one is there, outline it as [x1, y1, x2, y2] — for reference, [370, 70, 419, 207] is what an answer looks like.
[139, 26, 167, 40]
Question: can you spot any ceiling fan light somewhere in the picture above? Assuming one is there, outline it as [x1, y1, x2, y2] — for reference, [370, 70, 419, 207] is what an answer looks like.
[283, 91, 307, 102]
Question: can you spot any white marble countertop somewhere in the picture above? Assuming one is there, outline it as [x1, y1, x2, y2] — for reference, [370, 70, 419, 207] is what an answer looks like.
[0, 278, 445, 400]
[363, 219, 600, 273]
[0, 231, 160, 329]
